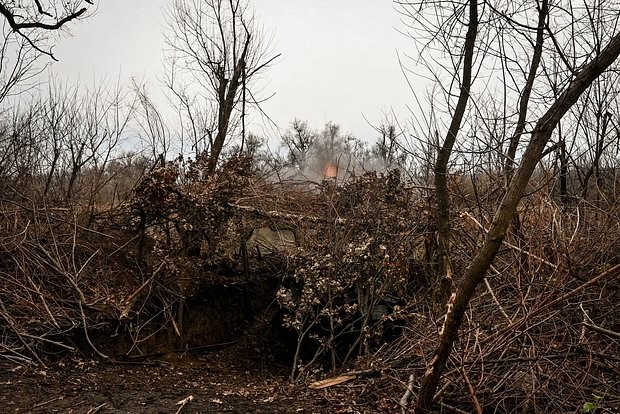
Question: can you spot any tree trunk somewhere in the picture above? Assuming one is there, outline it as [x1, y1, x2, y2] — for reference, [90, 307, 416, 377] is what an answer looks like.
[432, 0, 478, 306]
[206, 38, 250, 174]
[581, 111, 611, 200]
[559, 137, 569, 205]
[504, 0, 548, 179]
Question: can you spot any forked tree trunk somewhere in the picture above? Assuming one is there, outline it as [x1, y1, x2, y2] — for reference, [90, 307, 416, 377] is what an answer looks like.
[206, 37, 250, 174]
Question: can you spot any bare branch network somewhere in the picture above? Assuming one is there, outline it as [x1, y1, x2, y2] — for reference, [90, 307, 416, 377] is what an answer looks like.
[0, 0, 93, 59]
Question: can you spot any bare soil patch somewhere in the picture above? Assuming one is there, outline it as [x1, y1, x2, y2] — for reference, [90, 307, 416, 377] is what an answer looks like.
[0, 343, 395, 414]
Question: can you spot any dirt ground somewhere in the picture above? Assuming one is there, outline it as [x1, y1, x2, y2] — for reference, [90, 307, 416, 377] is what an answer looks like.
[0, 344, 397, 414]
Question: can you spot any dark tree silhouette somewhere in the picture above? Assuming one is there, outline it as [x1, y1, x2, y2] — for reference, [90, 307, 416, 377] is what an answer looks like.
[0, 1, 92, 59]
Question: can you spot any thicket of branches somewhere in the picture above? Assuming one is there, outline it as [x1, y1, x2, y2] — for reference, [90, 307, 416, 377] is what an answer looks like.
[0, 0, 620, 413]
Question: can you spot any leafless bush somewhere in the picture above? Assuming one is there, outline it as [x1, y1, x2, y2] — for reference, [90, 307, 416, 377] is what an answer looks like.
[273, 171, 431, 381]
[0, 202, 137, 364]
[359, 189, 620, 412]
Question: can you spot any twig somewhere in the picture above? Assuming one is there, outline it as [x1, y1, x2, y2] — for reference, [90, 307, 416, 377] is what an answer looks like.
[108, 359, 162, 366]
[33, 0, 53, 17]
[461, 365, 482, 414]
[461, 211, 557, 268]
[87, 403, 107, 414]
[484, 262, 620, 345]
[33, 396, 63, 408]
[440, 402, 471, 414]
[25, 274, 60, 330]
[467, 352, 579, 365]
[582, 322, 620, 340]
[120, 261, 165, 319]
[79, 302, 109, 360]
[484, 269, 511, 322]
[20, 333, 74, 351]
[585, 349, 620, 363]
[0, 345, 34, 365]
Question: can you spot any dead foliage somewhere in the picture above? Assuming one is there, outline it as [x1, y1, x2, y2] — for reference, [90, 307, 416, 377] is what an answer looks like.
[342, 195, 620, 413]
[1, 158, 619, 413]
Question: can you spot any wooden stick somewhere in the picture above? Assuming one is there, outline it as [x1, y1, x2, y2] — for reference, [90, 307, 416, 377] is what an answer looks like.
[399, 373, 416, 414]
[20, 333, 74, 351]
[33, 396, 64, 408]
[583, 322, 620, 340]
[87, 403, 107, 414]
[175, 395, 193, 414]
[461, 365, 483, 414]
[485, 268, 511, 322]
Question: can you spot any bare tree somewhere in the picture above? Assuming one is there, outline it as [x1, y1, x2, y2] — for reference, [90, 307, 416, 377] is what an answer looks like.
[164, 0, 279, 171]
[573, 71, 620, 201]
[0, 1, 93, 103]
[132, 80, 171, 162]
[0, 1, 90, 31]
[369, 110, 408, 170]
[432, 0, 478, 305]
[281, 119, 317, 173]
[0, 101, 41, 190]
[397, 0, 481, 307]
[394, 1, 620, 411]
[28, 80, 134, 203]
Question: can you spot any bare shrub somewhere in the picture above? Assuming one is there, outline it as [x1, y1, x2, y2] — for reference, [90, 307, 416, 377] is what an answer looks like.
[358, 188, 620, 412]
[275, 170, 430, 381]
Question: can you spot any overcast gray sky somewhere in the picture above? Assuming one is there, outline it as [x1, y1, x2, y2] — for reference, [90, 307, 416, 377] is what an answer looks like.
[51, 0, 420, 144]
